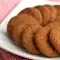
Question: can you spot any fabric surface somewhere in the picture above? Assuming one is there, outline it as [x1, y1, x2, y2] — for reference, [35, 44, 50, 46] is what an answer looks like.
[0, 0, 31, 60]
[0, 48, 31, 60]
[49, 0, 60, 2]
[0, 0, 20, 23]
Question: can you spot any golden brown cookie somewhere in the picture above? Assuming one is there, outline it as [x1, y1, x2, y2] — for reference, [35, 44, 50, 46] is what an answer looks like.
[7, 16, 21, 39]
[7, 14, 39, 39]
[54, 5, 60, 20]
[12, 23, 29, 45]
[22, 24, 41, 54]
[45, 5, 57, 22]
[50, 26, 60, 54]
[45, 21, 60, 29]
[36, 6, 51, 26]
[35, 26, 59, 57]
[16, 14, 40, 25]
[19, 8, 42, 25]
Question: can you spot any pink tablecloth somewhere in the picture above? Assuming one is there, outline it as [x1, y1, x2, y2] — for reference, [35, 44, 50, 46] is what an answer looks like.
[0, 48, 31, 60]
[50, 0, 60, 2]
[0, 0, 31, 60]
[0, 0, 19, 23]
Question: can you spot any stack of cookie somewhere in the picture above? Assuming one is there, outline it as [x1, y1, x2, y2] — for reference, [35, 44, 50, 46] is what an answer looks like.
[7, 5, 60, 57]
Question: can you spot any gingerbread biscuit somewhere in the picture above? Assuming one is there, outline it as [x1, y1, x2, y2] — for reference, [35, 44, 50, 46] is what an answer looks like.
[54, 5, 60, 21]
[50, 26, 60, 54]
[45, 21, 60, 29]
[35, 26, 59, 57]
[19, 8, 42, 25]
[7, 16, 21, 39]
[45, 5, 57, 22]
[36, 6, 51, 26]
[7, 14, 39, 39]
[12, 23, 29, 45]
[22, 24, 41, 54]
[16, 14, 39, 25]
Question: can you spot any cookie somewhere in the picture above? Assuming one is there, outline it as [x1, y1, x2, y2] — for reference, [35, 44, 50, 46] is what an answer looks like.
[35, 27, 59, 57]
[12, 23, 29, 45]
[45, 21, 60, 30]
[7, 14, 39, 39]
[16, 14, 39, 25]
[46, 5, 57, 22]
[50, 26, 60, 54]
[7, 16, 21, 39]
[54, 5, 60, 21]
[36, 6, 51, 26]
[22, 24, 41, 54]
[19, 8, 42, 25]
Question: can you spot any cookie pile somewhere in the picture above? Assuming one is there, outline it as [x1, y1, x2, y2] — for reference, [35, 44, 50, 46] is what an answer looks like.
[7, 5, 60, 57]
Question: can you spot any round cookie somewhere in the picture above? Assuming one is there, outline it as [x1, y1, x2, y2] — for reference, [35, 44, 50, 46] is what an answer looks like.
[50, 26, 60, 54]
[35, 26, 59, 57]
[36, 6, 51, 26]
[7, 14, 39, 39]
[22, 24, 41, 54]
[7, 16, 21, 39]
[54, 5, 60, 21]
[54, 5, 60, 14]
[19, 8, 42, 25]
[45, 21, 60, 29]
[46, 5, 57, 22]
[12, 23, 29, 45]
[14, 14, 40, 25]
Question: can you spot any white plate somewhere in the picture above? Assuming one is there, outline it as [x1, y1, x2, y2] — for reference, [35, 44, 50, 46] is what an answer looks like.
[0, 0, 60, 60]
